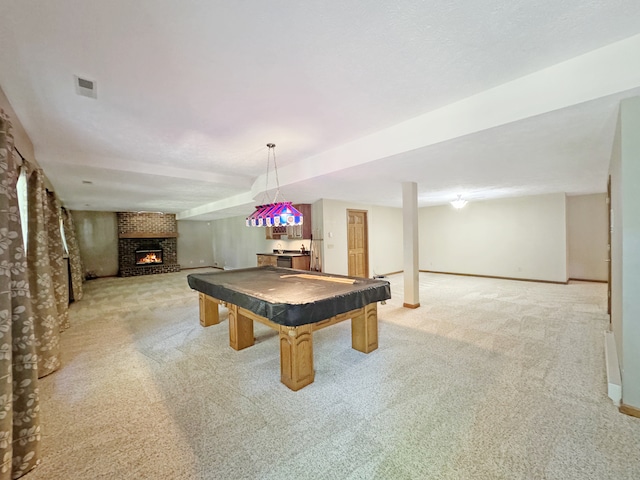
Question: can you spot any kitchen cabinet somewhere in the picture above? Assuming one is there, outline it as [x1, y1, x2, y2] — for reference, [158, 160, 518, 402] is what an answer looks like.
[265, 225, 287, 240]
[257, 254, 278, 267]
[265, 204, 311, 239]
[256, 253, 310, 271]
[291, 255, 311, 270]
[286, 204, 312, 239]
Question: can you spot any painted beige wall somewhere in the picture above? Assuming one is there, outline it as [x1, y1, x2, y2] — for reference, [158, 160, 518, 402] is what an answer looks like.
[566, 194, 608, 281]
[71, 211, 119, 277]
[210, 216, 266, 269]
[70, 214, 227, 275]
[419, 193, 568, 282]
[177, 220, 215, 268]
[318, 199, 403, 276]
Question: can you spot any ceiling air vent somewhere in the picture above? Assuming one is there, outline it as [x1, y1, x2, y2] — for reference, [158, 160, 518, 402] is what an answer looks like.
[74, 75, 97, 99]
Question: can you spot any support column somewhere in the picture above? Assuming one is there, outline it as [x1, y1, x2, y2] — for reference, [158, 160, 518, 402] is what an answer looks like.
[617, 96, 640, 415]
[402, 182, 420, 308]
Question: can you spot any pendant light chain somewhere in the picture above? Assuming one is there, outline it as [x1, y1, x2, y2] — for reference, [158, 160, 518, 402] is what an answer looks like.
[271, 144, 281, 203]
[262, 144, 271, 205]
[264, 143, 282, 204]
[246, 142, 303, 227]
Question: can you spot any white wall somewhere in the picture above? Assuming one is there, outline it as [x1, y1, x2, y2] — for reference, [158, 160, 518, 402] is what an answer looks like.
[620, 97, 640, 409]
[310, 200, 324, 271]
[566, 194, 608, 281]
[370, 205, 405, 276]
[610, 107, 623, 361]
[177, 220, 215, 268]
[419, 193, 568, 282]
[318, 199, 403, 276]
[610, 96, 640, 409]
[264, 237, 311, 254]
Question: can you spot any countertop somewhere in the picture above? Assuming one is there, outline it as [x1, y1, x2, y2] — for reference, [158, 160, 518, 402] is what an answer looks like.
[257, 251, 310, 257]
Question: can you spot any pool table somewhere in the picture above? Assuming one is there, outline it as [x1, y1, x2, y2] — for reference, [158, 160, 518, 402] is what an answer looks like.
[187, 266, 391, 390]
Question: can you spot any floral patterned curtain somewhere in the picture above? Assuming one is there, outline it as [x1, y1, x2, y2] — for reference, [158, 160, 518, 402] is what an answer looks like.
[26, 168, 61, 377]
[0, 111, 41, 479]
[45, 191, 68, 331]
[61, 208, 83, 301]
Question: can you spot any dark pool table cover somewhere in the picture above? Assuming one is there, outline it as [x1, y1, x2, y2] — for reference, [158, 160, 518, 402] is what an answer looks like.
[187, 266, 391, 327]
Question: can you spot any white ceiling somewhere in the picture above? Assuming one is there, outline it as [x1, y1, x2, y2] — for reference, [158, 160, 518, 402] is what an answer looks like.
[1, 1, 640, 220]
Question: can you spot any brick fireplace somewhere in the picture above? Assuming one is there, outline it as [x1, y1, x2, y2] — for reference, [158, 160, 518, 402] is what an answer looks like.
[117, 212, 181, 277]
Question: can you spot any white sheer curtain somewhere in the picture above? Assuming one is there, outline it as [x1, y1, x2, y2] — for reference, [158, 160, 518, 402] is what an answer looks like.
[61, 208, 83, 301]
[16, 167, 27, 250]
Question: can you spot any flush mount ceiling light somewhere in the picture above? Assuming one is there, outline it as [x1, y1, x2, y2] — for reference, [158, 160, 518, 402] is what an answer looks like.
[246, 143, 303, 227]
[451, 194, 468, 209]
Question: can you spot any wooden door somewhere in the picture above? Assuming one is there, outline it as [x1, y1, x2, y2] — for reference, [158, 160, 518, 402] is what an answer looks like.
[607, 175, 612, 319]
[347, 210, 369, 278]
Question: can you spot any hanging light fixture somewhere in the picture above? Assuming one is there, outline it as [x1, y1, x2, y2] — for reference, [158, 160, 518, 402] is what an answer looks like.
[246, 143, 303, 227]
[450, 194, 467, 209]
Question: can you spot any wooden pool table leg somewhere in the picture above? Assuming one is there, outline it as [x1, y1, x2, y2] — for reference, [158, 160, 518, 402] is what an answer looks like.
[351, 303, 378, 353]
[199, 293, 219, 327]
[279, 325, 314, 391]
[228, 304, 254, 350]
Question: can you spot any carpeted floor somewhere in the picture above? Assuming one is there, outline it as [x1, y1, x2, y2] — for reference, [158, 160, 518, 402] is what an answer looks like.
[23, 269, 640, 479]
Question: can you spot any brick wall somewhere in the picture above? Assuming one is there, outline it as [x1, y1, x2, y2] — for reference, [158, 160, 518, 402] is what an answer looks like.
[118, 212, 177, 235]
[117, 212, 180, 277]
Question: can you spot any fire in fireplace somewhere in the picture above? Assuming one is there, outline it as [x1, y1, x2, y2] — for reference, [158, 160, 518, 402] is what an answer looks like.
[135, 248, 163, 266]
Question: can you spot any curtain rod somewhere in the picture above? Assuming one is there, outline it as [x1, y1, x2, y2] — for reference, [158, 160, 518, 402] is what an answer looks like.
[13, 146, 26, 163]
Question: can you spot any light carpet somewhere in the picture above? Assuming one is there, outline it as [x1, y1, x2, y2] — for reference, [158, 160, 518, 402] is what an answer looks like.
[23, 269, 640, 479]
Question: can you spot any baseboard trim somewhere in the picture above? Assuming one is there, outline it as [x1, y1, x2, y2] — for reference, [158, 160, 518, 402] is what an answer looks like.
[568, 277, 608, 284]
[619, 404, 640, 419]
[377, 270, 402, 277]
[604, 331, 622, 406]
[403, 303, 420, 309]
[419, 270, 567, 285]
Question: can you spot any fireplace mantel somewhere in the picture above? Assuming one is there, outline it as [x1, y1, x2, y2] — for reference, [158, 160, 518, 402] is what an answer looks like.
[119, 232, 179, 239]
